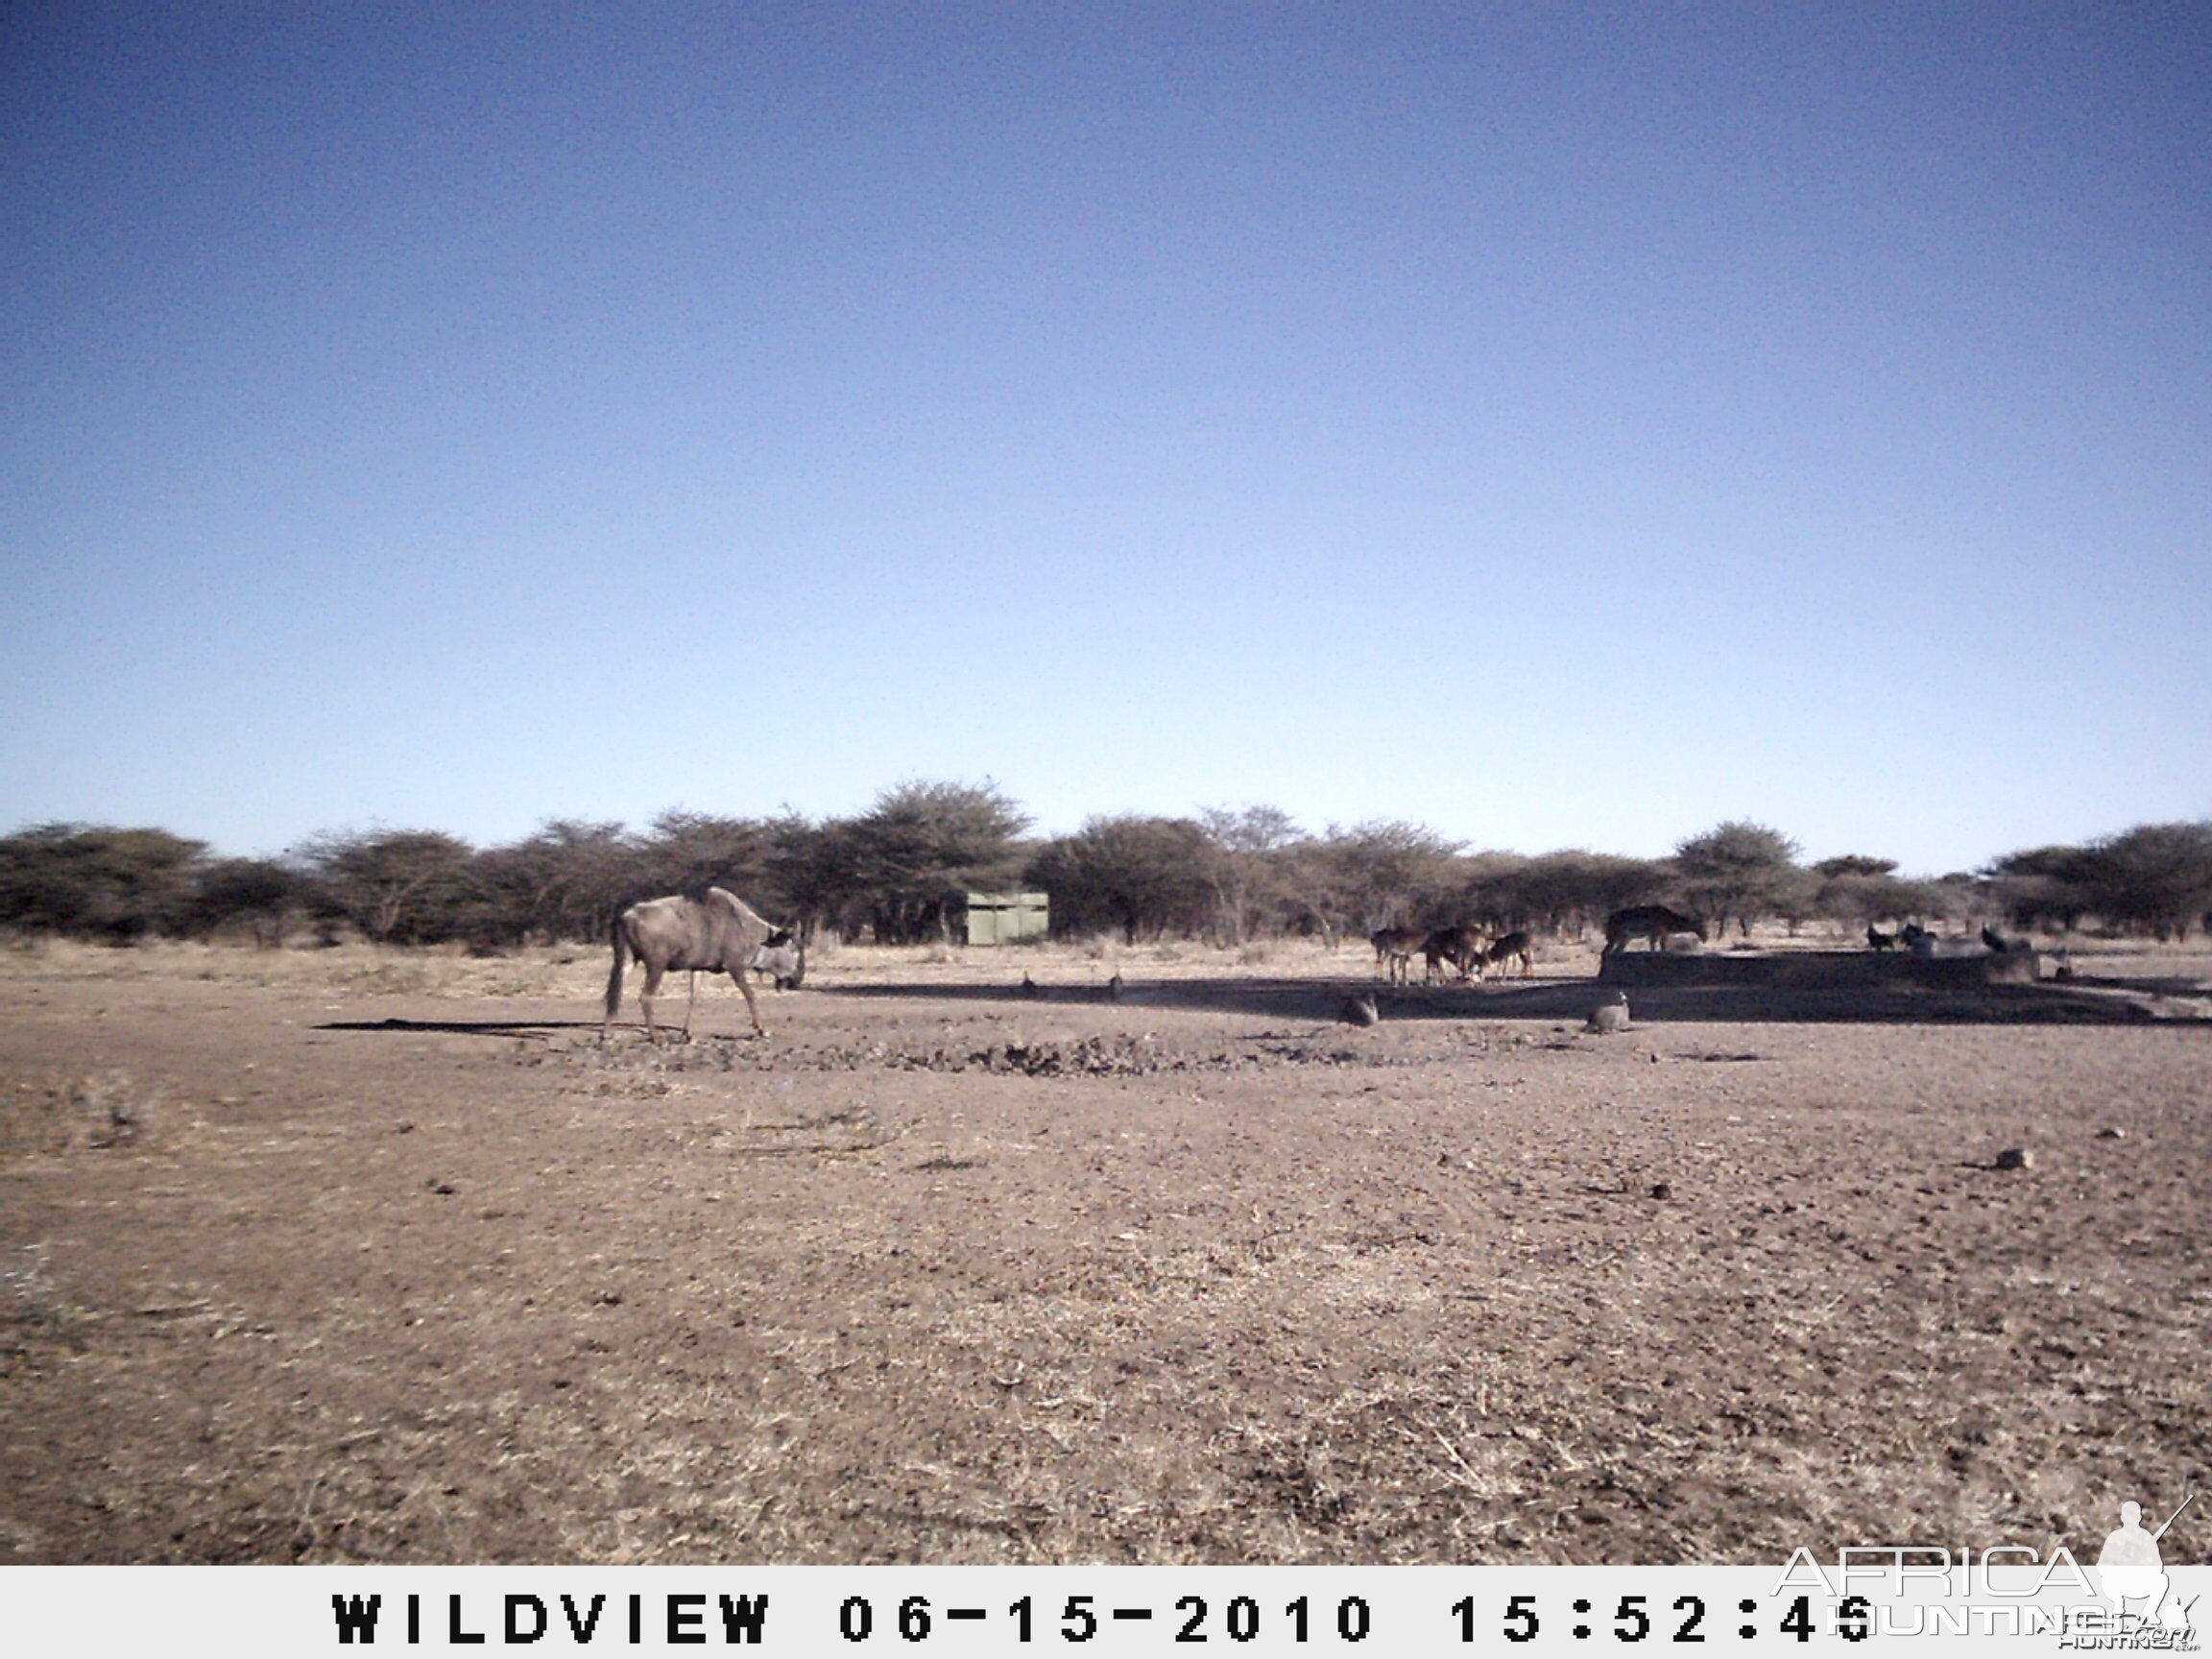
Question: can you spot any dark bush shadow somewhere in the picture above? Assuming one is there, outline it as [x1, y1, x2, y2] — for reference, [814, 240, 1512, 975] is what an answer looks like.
[823, 974, 2200, 1026]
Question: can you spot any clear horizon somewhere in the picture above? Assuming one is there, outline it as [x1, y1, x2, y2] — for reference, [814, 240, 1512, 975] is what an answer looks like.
[6, 7, 2206, 878]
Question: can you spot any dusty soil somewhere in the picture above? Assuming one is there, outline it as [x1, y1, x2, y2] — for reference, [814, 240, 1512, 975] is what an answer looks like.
[2, 934, 2207, 1566]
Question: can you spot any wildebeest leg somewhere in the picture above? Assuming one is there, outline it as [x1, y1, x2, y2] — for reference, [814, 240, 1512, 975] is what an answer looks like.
[640, 962, 666, 1044]
[681, 970, 699, 1041]
[729, 966, 768, 1036]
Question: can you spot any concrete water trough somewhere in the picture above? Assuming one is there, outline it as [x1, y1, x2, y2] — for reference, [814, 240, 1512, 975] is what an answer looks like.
[1597, 946, 2043, 990]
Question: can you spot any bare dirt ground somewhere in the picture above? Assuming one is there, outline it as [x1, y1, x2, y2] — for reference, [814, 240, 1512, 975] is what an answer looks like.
[2, 932, 2206, 1566]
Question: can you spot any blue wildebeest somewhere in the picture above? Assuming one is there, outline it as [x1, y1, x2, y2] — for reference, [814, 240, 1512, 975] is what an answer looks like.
[1601, 904, 1706, 954]
[603, 887, 804, 1042]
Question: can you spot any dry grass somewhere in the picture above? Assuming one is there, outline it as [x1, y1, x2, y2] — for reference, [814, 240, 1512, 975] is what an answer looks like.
[1, 933, 2206, 1564]
[0, 1070, 166, 1157]
[0, 937, 600, 1000]
[5, 926, 2206, 998]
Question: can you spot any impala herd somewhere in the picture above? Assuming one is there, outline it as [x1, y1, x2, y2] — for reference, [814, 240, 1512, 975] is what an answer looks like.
[1368, 921, 1544, 985]
[1367, 906, 1702, 985]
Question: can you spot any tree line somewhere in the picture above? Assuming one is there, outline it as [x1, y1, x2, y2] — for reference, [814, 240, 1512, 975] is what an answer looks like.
[3, 783, 2209, 950]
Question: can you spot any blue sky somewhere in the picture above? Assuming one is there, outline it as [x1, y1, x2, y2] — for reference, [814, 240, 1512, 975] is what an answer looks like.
[4, 4, 2206, 875]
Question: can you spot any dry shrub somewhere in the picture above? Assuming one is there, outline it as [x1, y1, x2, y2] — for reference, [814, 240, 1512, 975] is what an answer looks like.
[0, 1071, 158, 1157]
[1, 1244, 84, 1340]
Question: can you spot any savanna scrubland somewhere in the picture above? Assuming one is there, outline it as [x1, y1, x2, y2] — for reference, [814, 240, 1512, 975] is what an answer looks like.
[3, 926, 2206, 1565]
[6, 790, 2211, 958]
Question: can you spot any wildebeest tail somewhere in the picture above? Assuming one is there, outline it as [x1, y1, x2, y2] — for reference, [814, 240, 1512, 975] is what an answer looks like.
[604, 918, 631, 1020]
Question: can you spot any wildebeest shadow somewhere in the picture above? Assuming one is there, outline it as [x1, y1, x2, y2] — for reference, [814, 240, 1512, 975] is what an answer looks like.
[316, 1017, 608, 1037]
[825, 976, 2202, 1026]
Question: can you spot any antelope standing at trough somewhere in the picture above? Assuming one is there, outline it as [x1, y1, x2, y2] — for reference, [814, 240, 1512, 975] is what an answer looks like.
[1422, 926, 1486, 984]
[603, 887, 804, 1042]
[1369, 926, 1426, 985]
[1482, 929, 1534, 978]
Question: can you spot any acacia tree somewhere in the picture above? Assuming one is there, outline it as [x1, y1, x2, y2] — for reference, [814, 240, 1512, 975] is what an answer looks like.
[1448, 852, 1525, 934]
[1028, 815, 1219, 943]
[301, 829, 478, 945]
[1296, 821, 1464, 942]
[0, 823, 208, 942]
[1813, 855, 1896, 881]
[1495, 850, 1670, 937]
[841, 781, 1031, 945]
[635, 810, 775, 900]
[758, 812, 848, 945]
[1197, 805, 1302, 944]
[1673, 821, 1808, 937]
[191, 856, 308, 947]
[471, 820, 638, 946]
[1984, 844, 2096, 933]
[1808, 855, 1940, 933]
[2081, 822, 2212, 939]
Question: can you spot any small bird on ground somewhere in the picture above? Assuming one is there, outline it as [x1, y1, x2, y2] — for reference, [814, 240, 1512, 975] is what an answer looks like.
[1585, 991, 1631, 1034]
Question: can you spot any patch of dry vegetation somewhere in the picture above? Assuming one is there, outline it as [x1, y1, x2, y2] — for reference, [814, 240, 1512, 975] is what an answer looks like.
[1, 937, 2207, 1564]
[0, 1070, 163, 1158]
[0, 937, 604, 999]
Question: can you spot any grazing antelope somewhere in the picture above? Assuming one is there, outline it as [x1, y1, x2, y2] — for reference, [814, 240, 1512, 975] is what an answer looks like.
[1422, 926, 1486, 985]
[1481, 929, 1534, 978]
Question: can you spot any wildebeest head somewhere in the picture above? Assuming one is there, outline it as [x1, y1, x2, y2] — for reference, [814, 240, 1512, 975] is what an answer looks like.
[759, 927, 805, 990]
